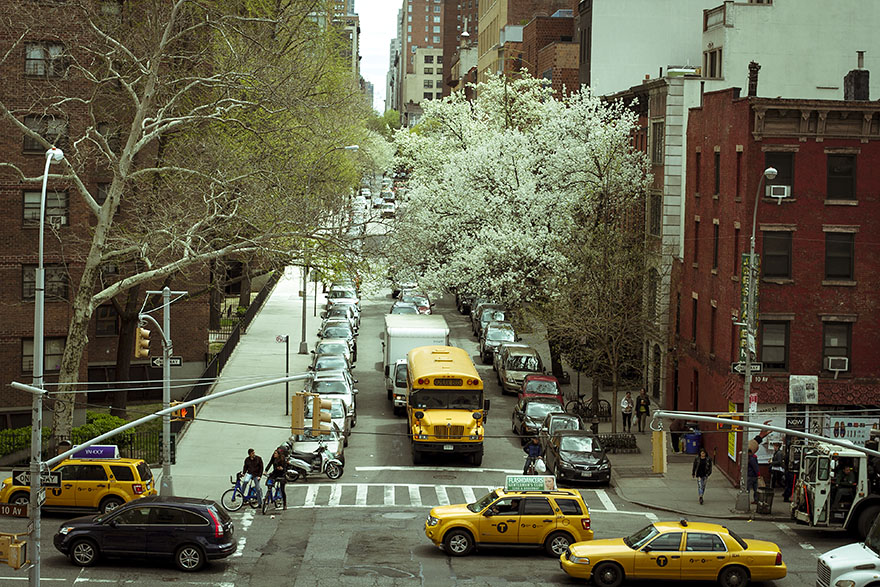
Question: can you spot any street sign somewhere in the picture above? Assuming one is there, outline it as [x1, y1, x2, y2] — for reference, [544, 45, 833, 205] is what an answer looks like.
[0, 504, 27, 518]
[150, 356, 182, 368]
[731, 362, 763, 375]
[276, 335, 289, 343]
[11, 470, 62, 488]
[37, 488, 46, 506]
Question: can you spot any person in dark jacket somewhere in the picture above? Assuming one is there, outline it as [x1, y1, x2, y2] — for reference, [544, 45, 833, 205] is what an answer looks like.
[747, 449, 761, 503]
[770, 442, 785, 488]
[692, 447, 713, 504]
[635, 389, 651, 433]
[265, 447, 288, 509]
[523, 437, 542, 474]
[242, 448, 264, 502]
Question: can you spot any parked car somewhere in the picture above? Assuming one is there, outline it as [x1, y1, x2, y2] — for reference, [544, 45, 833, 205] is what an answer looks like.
[53, 496, 235, 571]
[312, 339, 354, 368]
[538, 412, 585, 452]
[543, 430, 611, 484]
[305, 396, 351, 446]
[330, 301, 361, 328]
[455, 292, 475, 315]
[316, 323, 357, 362]
[479, 321, 517, 364]
[321, 304, 358, 332]
[310, 353, 351, 373]
[377, 201, 396, 218]
[470, 302, 504, 336]
[325, 286, 359, 311]
[389, 274, 418, 298]
[390, 301, 420, 315]
[1, 457, 156, 514]
[399, 291, 432, 314]
[492, 341, 530, 372]
[497, 345, 544, 394]
[305, 370, 358, 427]
[511, 398, 564, 443]
[519, 374, 563, 406]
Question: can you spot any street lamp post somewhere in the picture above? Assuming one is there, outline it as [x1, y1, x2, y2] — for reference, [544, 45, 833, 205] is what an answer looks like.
[734, 165, 778, 513]
[298, 144, 359, 355]
[29, 146, 63, 586]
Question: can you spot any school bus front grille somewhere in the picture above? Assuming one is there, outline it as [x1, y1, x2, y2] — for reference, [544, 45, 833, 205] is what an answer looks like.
[433, 425, 465, 439]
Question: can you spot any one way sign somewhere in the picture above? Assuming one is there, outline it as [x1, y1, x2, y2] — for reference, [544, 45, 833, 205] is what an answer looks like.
[151, 356, 182, 368]
[11, 469, 62, 488]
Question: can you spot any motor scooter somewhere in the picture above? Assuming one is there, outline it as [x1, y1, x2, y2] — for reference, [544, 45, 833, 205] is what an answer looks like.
[284, 438, 344, 481]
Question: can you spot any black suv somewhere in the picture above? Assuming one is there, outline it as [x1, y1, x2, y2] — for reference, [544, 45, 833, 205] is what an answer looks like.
[54, 496, 235, 571]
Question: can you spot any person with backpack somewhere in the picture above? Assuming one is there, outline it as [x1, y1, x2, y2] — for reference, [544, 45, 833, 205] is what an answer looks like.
[692, 447, 713, 504]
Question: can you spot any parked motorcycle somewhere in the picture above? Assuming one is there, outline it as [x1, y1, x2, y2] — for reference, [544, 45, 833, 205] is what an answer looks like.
[283, 438, 344, 481]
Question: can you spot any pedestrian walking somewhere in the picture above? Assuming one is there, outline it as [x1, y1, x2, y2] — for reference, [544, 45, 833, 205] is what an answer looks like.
[635, 389, 651, 433]
[747, 449, 760, 504]
[621, 391, 634, 433]
[692, 448, 713, 504]
[770, 442, 785, 489]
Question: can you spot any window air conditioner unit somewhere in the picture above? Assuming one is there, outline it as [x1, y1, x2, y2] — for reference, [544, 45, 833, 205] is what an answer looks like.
[825, 356, 849, 371]
[766, 184, 791, 198]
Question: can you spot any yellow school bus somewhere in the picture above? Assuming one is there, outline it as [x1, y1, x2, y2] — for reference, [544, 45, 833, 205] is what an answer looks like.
[407, 345, 488, 466]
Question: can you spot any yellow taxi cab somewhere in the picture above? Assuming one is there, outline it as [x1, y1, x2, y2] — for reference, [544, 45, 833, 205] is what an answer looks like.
[0, 457, 156, 514]
[560, 519, 787, 587]
[424, 475, 593, 557]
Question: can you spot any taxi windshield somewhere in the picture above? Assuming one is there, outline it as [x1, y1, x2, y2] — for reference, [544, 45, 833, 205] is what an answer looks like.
[624, 525, 659, 549]
[410, 390, 482, 410]
[467, 490, 498, 513]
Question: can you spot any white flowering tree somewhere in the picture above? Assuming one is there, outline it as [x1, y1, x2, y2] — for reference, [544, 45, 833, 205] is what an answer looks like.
[387, 76, 651, 432]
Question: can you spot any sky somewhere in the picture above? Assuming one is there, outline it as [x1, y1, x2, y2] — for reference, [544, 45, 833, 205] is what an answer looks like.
[357, 0, 400, 112]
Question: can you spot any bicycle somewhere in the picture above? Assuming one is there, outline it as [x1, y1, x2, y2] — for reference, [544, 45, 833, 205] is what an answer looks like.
[262, 477, 285, 514]
[221, 472, 262, 511]
[565, 393, 611, 422]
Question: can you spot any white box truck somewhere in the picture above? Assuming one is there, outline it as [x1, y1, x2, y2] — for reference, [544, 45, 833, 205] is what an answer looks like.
[383, 314, 449, 414]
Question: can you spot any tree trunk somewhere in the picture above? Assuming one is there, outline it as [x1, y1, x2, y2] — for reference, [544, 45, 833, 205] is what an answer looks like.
[209, 260, 223, 330]
[548, 337, 565, 380]
[238, 262, 251, 309]
[109, 284, 142, 418]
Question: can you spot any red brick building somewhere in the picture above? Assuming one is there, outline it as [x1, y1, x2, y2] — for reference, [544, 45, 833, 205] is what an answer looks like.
[0, 3, 210, 429]
[441, 0, 478, 97]
[521, 12, 579, 97]
[677, 87, 880, 482]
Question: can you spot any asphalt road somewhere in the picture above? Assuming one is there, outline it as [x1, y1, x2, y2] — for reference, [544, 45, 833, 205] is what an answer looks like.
[0, 283, 854, 584]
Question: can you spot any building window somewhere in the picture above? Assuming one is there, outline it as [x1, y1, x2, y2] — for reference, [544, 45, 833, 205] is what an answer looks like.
[435, 92, 443, 99]
[22, 337, 65, 373]
[433, 36, 441, 43]
[23, 115, 67, 152]
[765, 152, 794, 192]
[827, 154, 856, 200]
[825, 232, 854, 280]
[424, 55, 434, 63]
[25, 42, 67, 77]
[424, 67, 433, 74]
[408, 24, 412, 32]
[712, 223, 719, 270]
[95, 305, 119, 336]
[732, 227, 740, 276]
[693, 219, 700, 265]
[647, 270, 659, 323]
[691, 297, 698, 341]
[649, 192, 661, 236]
[735, 151, 742, 198]
[762, 231, 792, 279]
[704, 47, 722, 79]
[761, 322, 788, 371]
[22, 264, 68, 301]
[23, 190, 69, 226]
[695, 151, 701, 194]
[434, 5, 440, 11]
[709, 306, 717, 355]
[436, 56, 442, 64]
[651, 121, 664, 164]
[823, 322, 851, 369]
[713, 151, 720, 194]
[434, 15, 441, 22]
[433, 26, 440, 33]
[424, 80, 433, 88]
[423, 92, 433, 99]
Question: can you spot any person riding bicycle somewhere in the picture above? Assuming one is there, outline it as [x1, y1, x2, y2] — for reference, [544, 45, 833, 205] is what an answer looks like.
[265, 447, 289, 510]
[523, 437, 543, 474]
[242, 448, 264, 502]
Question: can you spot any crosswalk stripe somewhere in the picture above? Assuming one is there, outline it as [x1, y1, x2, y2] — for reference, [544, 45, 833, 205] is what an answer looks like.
[328, 484, 341, 507]
[304, 484, 318, 507]
[384, 485, 395, 506]
[595, 488, 617, 512]
[462, 486, 476, 503]
[356, 484, 368, 506]
[436, 485, 450, 506]
[409, 485, 422, 507]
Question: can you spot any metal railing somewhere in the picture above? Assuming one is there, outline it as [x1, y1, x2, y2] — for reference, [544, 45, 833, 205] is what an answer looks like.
[0, 429, 170, 467]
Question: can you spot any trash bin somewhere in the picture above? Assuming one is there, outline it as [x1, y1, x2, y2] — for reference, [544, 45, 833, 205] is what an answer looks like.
[756, 487, 774, 514]
[684, 431, 702, 454]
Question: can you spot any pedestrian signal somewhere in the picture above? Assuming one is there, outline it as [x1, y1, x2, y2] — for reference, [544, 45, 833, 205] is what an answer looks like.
[291, 393, 307, 435]
[716, 414, 743, 431]
[170, 401, 194, 422]
[312, 396, 333, 434]
[134, 326, 151, 359]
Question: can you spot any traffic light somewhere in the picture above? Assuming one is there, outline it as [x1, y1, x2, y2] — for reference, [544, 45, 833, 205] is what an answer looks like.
[312, 395, 333, 434]
[170, 401, 194, 422]
[291, 393, 307, 435]
[134, 326, 151, 359]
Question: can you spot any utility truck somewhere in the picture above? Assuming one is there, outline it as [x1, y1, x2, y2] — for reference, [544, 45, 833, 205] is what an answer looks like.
[383, 314, 449, 413]
[792, 438, 880, 539]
